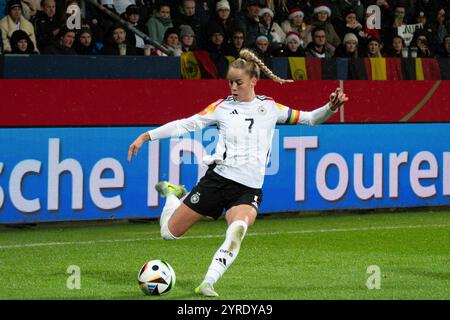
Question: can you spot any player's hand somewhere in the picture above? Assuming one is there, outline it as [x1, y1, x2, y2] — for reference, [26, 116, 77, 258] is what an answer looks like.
[127, 133, 150, 162]
[329, 88, 349, 111]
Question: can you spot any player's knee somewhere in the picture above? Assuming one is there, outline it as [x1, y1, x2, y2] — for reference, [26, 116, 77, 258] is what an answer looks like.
[160, 222, 179, 240]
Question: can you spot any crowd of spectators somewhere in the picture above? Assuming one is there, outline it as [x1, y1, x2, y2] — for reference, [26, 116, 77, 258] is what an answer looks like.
[1, 0, 449, 60]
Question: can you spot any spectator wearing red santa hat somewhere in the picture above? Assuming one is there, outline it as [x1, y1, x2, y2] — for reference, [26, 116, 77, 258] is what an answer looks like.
[258, 7, 285, 45]
[281, 7, 310, 49]
[306, 2, 341, 50]
[273, 31, 305, 57]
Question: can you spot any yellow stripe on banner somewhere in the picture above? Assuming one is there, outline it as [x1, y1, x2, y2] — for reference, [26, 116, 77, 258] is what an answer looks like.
[288, 57, 308, 80]
[370, 58, 387, 80]
[415, 58, 424, 80]
[180, 52, 201, 79]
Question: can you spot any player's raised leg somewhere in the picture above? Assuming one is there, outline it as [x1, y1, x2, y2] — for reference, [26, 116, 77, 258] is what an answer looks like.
[195, 205, 257, 297]
[156, 181, 203, 240]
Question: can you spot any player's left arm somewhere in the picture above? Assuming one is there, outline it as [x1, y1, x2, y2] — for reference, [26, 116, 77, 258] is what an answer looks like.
[276, 88, 348, 126]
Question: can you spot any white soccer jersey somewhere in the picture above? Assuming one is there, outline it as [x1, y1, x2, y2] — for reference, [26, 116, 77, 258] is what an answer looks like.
[149, 95, 336, 189]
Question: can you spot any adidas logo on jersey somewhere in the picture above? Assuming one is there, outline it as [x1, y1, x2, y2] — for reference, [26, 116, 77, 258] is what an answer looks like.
[230, 109, 238, 115]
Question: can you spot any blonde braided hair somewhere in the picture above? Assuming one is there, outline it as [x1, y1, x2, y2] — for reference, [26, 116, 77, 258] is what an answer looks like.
[232, 49, 290, 84]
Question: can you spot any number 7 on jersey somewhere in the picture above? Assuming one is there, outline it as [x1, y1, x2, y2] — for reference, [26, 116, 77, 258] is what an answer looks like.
[245, 118, 254, 133]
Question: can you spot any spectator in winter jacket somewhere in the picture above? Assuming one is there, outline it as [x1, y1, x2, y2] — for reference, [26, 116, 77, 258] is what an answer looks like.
[146, 3, 173, 45]
[31, 0, 60, 52]
[74, 26, 103, 55]
[124, 4, 149, 55]
[305, 26, 334, 58]
[0, 0, 39, 52]
[9, 29, 37, 53]
[101, 23, 137, 55]
[42, 26, 76, 54]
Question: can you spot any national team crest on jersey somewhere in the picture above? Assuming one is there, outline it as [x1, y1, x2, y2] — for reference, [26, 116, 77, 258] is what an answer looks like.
[257, 105, 267, 115]
[190, 192, 201, 204]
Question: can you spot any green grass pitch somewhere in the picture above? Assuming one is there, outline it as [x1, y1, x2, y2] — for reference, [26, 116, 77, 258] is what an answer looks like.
[0, 210, 449, 300]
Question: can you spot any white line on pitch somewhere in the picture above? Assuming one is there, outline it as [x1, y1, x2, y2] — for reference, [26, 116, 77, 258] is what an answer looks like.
[0, 223, 449, 250]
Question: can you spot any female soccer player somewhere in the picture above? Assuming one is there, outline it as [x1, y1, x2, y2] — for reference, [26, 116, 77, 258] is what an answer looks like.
[127, 49, 348, 297]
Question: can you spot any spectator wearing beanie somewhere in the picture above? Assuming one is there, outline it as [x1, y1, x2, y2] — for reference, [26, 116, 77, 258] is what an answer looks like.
[205, 0, 234, 47]
[152, 27, 183, 56]
[253, 33, 273, 67]
[163, 27, 182, 56]
[205, 24, 226, 52]
[179, 24, 197, 51]
[146, 3, 173, 45]
[334, 32, 359, 58]
[258, 7, 285, 45]
[1, 0, 39, 53]
[281, 8, 310, 48]
[124, 4, 149, 55]
[273, 31, 305, 57]
[9, 29, 37, 53]
[307, 3, 341, 50]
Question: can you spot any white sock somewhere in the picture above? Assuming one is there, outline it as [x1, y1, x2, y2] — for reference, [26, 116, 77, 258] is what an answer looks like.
[159, 194, 181, 227]
[159, 194, 181, 240]
[204, 220, 248, 285]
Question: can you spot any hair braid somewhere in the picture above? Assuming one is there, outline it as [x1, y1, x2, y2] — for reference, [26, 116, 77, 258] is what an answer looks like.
[239, 49, 288, 84]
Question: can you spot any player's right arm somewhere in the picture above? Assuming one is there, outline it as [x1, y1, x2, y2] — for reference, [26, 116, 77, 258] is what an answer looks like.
[128, 99, 222, 161]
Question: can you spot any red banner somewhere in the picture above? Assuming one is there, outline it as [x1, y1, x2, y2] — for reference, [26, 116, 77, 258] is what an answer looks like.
[0, 79, 448, 126]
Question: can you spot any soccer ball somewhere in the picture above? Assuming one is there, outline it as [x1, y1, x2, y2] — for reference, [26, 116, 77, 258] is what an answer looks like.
[138, 260, 176, 295]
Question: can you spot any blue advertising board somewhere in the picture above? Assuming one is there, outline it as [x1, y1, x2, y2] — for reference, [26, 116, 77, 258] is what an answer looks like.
[0, 124, 449, 224]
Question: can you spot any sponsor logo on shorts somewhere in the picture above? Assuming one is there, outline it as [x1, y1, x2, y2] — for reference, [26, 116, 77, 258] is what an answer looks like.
[190, 192, 200, 204]
[252, 195, 259, 209]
